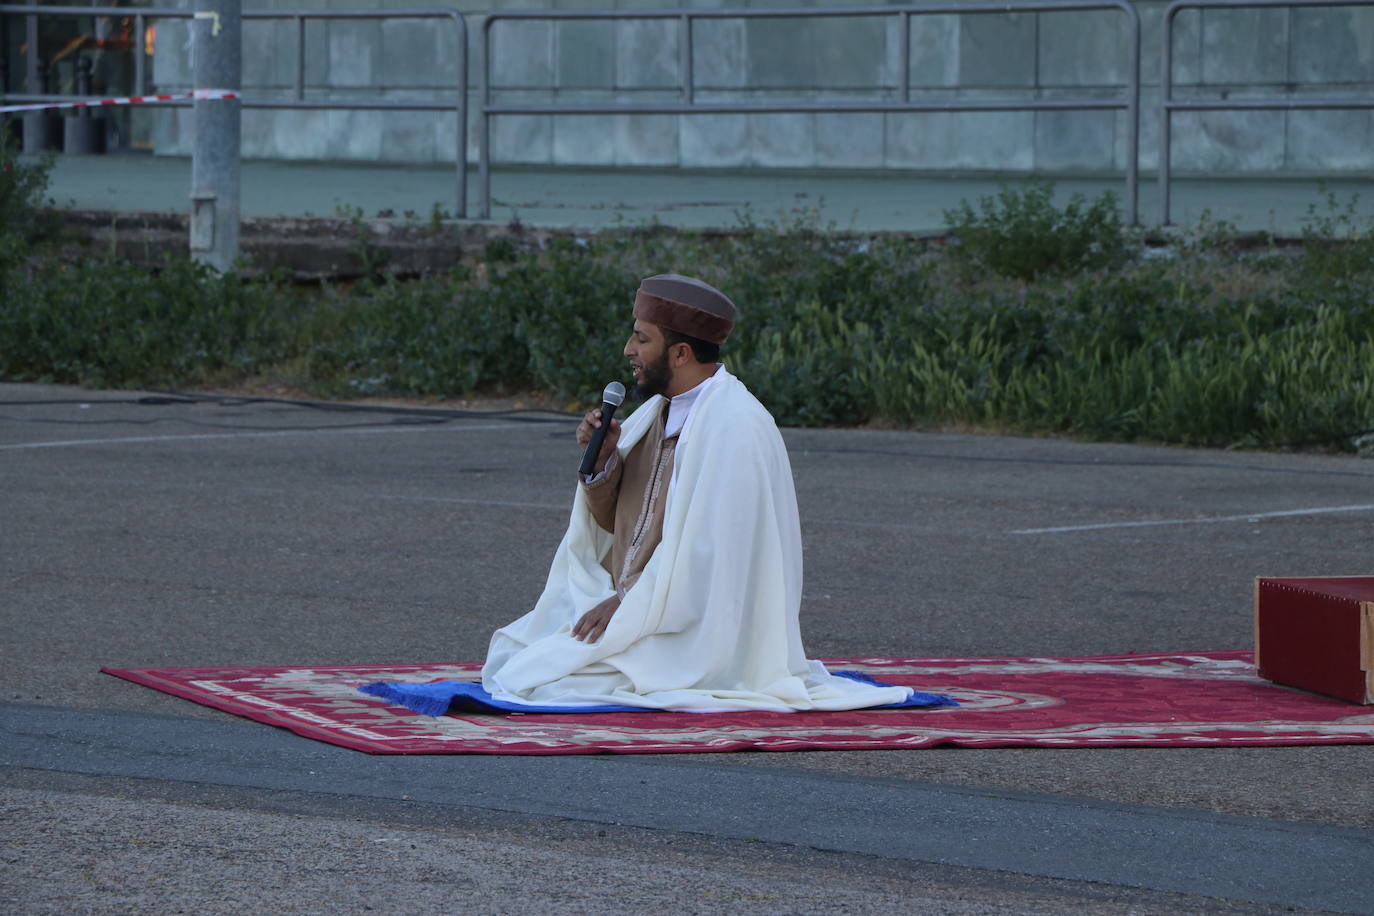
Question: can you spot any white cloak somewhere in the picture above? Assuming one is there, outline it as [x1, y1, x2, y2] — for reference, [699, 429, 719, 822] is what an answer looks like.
[481, 367, 913, 712]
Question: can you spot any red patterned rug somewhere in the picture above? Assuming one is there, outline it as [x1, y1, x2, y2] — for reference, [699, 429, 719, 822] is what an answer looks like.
[102, 651, 1374, 755]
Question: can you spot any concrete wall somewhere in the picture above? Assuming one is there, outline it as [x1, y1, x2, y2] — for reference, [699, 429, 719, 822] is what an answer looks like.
[145, 0, 1374, 174]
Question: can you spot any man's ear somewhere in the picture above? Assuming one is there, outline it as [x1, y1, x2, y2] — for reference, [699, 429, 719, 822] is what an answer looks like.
[669, 341, 693, 367]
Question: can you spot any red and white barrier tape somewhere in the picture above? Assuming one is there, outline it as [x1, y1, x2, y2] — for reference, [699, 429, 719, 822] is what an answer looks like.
[0, 89, 238, 115]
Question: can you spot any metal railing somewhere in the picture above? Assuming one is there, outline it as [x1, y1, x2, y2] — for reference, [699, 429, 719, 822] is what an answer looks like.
[480, 2, 1142, 224]
[0, 4, 470, 217]
[1159, 0, 1374, 226]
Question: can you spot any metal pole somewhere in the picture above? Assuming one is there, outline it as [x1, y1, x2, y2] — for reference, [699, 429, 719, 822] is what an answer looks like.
[190, 0, 241, 271]
[681, 13, 693, 104]
[293, 15, 303, 100]
[134, 13, 145, 95]
[450, 11, 467, 219]
[480, 16, 491, 219]
[900, 11, 910, 103]
[22, 0, 42, 152]
[1159, 2, 1177, 226]
[1123, 0, 1139, 226]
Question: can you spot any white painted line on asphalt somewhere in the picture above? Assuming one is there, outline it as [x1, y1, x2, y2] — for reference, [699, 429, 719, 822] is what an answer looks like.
[1011, 503, 1374, 535]
[0, 423, 529, 451]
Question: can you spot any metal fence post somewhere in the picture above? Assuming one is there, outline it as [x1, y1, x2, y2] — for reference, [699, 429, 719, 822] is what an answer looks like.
[21, 0, 43, 152]
[1122, 0, 1140, 227]
[449, 10, 467, 219]
[900, 11, 911, 103]
[191, 0, 241, 271]
[1159, 2, 1177, 226]
[134, 12, 147, 95]
[480, 16, 491, 219]
[681, 13, 693, 104]
[293, 15, 304, 101]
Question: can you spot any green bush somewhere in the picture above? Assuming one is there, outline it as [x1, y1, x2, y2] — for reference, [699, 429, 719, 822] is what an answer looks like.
[943, 180, 1131, 281]
[305, 267, 522, 398]
[0, 128, 55, 254]
[860, 272, 1374, 449]
[0, 257, 293, 389]
[499, 242, 640, 400]
[307, 242, 638, 401]
[4, 188, 1373, 452]
[736, 296, 883, 427]
[1297, 190, 1374, 295]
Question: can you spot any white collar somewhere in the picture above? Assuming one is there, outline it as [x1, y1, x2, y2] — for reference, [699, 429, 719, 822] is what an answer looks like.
[664, 364, 721, 439]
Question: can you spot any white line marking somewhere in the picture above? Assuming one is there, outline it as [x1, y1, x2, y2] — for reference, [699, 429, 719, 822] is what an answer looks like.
[0, 423, 530, 451]
[1011, 503, 1374, 535]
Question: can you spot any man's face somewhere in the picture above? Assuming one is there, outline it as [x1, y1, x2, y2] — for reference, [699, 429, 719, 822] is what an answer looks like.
[625, 320, 673, 400]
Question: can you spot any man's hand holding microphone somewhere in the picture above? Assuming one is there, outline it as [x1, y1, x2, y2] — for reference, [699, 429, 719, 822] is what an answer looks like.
[572, 380, 626, 642]
[576, 381, 625, 478]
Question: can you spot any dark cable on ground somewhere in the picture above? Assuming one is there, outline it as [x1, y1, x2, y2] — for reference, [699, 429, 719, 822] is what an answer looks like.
[0, 391, 584, 434]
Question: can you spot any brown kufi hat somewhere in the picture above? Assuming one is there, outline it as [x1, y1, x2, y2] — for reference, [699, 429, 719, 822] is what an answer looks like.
[633, 274, 737, 345]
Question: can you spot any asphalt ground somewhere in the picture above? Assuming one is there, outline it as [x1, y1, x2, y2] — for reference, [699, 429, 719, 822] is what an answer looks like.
[3, 380, 1373, 913]
[38, 152, 1374, 234]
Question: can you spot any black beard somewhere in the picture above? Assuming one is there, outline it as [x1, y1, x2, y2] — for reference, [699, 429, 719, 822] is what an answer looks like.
[633, 348, 673, 400]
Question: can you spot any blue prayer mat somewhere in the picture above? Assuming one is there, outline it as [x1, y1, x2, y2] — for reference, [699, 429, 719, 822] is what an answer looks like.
[358, 670, 958, 717]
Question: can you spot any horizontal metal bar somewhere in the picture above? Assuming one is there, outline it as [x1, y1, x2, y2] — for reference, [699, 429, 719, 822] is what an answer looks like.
[1, 94, 461, 111]
[2, 92, 143, 102]
[1165, 97, 1374, 111]
[241, 8, 462, 20]
[240, 100, 460, 111]
[0, 4, 187, 14]
[0, 4, 460, 19]
[484, 0, 1135, 24]
[484, 99, 1129, 115]
[1163, 0, 1374, 12]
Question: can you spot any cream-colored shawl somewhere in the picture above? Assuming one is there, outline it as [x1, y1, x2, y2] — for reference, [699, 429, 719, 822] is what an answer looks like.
[481, 367, 912, 711]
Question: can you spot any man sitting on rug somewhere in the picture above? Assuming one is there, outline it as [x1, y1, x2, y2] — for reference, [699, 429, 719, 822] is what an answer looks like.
[480, 274, 920, 712]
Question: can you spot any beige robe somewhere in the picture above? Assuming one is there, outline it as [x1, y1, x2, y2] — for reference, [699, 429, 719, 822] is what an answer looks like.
[581, 402, 676, 597]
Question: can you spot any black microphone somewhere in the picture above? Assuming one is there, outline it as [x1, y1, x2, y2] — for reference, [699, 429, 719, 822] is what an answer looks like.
[579, 381, 626, 476]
